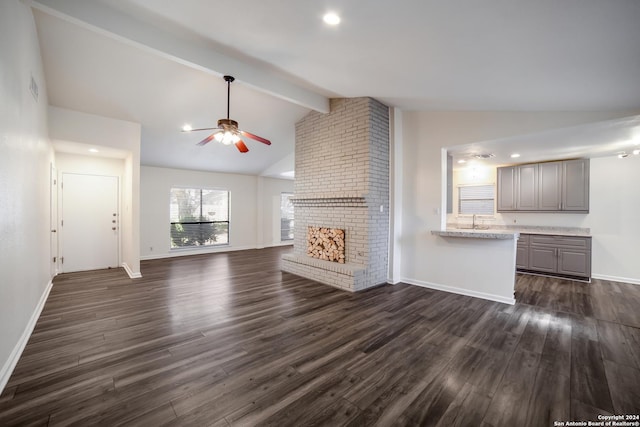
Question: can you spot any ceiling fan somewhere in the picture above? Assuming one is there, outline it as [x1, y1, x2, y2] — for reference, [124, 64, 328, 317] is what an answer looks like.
[183, 75, 271, 153]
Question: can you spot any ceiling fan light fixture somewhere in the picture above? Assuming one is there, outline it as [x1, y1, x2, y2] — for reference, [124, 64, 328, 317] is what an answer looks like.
[221, 131, 236, 145]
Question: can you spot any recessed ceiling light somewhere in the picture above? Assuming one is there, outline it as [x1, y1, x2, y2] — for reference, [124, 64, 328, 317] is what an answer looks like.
[182, 124, 193, 132]
[457, 159, 466, 164]
[323, 12, 341, 26]
[88, 148, 99, 153]
[618, 152, 628, 158]
[510, 153, 521, 158]
[633, 149, 640, 155]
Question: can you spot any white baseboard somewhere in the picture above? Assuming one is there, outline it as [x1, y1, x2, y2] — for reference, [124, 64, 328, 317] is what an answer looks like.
[591, 274, 640, 286]
[121, 262, 142, 279]
[0, 278, 53, 395]
[140, 243, 292, 261]
[269, 241, 294, 247]
[401, 277, 516, 305]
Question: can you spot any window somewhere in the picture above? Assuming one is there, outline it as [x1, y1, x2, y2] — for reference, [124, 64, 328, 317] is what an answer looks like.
[281, 193, 294, 241]
[170, 188, 229, 248]
[458, 184, 495, 215]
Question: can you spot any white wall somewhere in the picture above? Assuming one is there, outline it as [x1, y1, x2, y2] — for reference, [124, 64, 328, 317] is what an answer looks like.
[450, 155, 640, 283]
[0, 0, 55, 392]
[141, 166, 292, 260]
[398, 111, 640, 303]
[588, 155, 640, 283]
[260, 177, 294, 247]
[48, 107, 142, 277]
[55, 152, 124, 177]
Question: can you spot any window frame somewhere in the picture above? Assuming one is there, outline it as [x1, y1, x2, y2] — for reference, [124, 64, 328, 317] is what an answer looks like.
[280, 192, 294, 241]
[169, 187, 230, 249]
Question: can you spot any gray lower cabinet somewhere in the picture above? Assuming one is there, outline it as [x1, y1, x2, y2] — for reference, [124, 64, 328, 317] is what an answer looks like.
[516, 234, 529, 269]
[517, 233, 591, 279]
[529, 246, 558, 273]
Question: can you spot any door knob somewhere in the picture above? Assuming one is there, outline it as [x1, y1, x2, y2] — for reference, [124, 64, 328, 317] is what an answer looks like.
[112, 227, 116, 230]
[51, 229, 57, 233]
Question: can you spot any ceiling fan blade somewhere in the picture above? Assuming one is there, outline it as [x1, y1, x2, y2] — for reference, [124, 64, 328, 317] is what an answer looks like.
[239, 130, 271, 145]
[185, 127, 221, 132]
[235, 139, 249, 153]
[196, 132, 219, 146]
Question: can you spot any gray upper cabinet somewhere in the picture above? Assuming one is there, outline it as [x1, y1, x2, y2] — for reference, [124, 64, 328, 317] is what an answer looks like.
[538, 161, 562, 211]
[497, 159, 589, 213]
[497, 166, 516, 211]
[516, 164, 538, 210]
[562, 159, 590, 211]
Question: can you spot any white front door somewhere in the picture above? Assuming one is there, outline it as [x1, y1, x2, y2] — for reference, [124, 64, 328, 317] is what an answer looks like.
[60, 173, 119, 272]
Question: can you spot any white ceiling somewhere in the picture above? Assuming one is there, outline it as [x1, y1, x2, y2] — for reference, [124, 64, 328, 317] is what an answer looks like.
[32, 0, 640, 176]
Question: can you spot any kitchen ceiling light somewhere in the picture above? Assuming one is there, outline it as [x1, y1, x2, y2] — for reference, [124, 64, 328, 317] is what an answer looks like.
[458, 159, 466, 164]
[618, 152, 629, 158]
[88, 148, 99, 153]
[633, 149, 640, 155]
[510, 153, 521, 158]
[323, 12, 341, 25]
[182, 124, 192, 132]
[473, 153, 495, 159]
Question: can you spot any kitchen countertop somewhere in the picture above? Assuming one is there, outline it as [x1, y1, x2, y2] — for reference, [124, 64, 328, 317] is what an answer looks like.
[431, 229, 518, 240]
[433, 225, 591, 240]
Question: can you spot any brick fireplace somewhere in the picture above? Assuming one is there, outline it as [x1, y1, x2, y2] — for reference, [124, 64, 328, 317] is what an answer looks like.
[281, 97, 389, 291]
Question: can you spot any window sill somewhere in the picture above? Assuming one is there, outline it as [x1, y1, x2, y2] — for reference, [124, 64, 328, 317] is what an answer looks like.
[170, 244, 230, 251]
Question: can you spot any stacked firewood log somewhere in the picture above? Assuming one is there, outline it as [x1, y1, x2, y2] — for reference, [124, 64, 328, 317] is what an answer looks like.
[306, 226, 345, 263]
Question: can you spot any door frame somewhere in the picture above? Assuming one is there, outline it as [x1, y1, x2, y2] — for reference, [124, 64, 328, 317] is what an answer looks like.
[50, 163, 59, 276]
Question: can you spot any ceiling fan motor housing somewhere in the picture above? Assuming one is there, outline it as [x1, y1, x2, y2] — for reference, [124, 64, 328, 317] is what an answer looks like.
[218, 118, 238, 130]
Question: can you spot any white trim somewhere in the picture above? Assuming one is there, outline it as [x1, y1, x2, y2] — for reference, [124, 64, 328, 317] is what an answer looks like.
[401, 277, 516, 305]
[272, 241, 294, 247]
[0, 279, 54, 395]
[387, 279, 402, 285]
[141, 242, 293, 261]
[121, 262, 142, 279]
[140, 244, 257, 260]
[592, 274, 640, 286]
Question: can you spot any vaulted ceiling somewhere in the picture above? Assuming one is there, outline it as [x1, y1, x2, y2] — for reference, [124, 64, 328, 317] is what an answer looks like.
[33, 0, 640, 175]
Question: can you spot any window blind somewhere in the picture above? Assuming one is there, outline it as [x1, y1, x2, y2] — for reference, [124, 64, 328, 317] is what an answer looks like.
[458, 184, 495, 215]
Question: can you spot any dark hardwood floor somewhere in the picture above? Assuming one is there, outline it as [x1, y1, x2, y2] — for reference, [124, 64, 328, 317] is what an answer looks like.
[1, 246, 639, 426]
